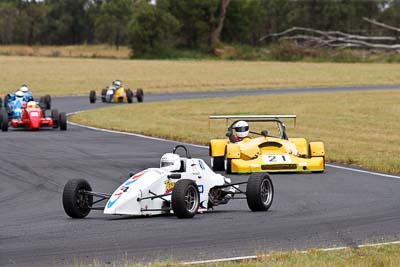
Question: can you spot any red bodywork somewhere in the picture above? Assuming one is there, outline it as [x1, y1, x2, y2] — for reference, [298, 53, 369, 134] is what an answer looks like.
[10, 104, 54, 130]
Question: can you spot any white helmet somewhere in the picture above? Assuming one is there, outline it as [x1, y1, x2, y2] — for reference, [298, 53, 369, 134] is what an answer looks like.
[160, 153, 181, 171]
[113, 80, 122, 88]
[16, 90, 24, 98]
[234, 120, 249, 138]
[20, 85, 29, 93]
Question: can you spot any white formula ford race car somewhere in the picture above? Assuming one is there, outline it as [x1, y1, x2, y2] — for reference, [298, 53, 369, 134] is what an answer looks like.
[62, 145, 274, 219]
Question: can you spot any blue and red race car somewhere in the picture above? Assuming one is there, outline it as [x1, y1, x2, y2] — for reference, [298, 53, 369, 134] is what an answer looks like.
[0, 101, 66, 132]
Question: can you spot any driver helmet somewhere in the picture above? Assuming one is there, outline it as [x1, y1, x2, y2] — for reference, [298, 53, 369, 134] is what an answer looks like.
[160, 153, 181, 171]
[234, 120, 249, 138]
[20, 85, 29, 93]
[113, 80, 122, 89]
[15, 90, 24, 99]
[27, 101, 36, 108]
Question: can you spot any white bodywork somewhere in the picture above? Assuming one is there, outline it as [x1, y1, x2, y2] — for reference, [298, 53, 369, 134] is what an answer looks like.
[104, 157, 228, 216]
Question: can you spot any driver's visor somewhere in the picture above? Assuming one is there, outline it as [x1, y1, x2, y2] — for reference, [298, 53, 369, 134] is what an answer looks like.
[234, 126, 249, 132]
[161, 162, 174, 167]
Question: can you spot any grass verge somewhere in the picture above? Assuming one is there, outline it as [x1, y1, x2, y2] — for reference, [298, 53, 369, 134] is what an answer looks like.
[69, 90, 400, 174]
[76, 243, 400, 266]
[198, 244, 400, 267]
[1, 55, 400, 96]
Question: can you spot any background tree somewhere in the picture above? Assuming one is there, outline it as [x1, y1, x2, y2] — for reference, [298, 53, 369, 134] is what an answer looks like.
[223, 0, 267, 45]
[161, 0, 219, 48]
[41, 0, 89, 45]
[0, 2, 16, 44]
[14, 1, 48, 45]
[128, 1, 180, 56]
[94, 0, 134, 50]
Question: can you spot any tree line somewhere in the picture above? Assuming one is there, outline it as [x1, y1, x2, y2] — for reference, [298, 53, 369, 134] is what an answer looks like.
[0, 0, 399, 56]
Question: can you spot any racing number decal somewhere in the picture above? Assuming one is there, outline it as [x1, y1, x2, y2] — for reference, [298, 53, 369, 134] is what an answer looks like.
[262, 155, 291, 163]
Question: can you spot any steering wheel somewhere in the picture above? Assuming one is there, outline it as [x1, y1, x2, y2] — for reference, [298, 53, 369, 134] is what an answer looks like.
[172, 145, 191, 159]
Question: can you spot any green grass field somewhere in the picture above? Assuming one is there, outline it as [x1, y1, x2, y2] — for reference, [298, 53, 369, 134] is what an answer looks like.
[1, 55, 400, 96]
[70, 89, 400, 174]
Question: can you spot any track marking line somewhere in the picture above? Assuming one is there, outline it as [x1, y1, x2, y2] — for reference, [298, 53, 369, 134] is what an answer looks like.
[184, 241, 400, 265]
[326, 164, 400, 179]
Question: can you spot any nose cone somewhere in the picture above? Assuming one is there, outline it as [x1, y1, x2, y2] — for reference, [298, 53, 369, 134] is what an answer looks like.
[29, 112, 41, 129]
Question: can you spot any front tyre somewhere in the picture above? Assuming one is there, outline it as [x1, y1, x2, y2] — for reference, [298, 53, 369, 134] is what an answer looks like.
[136, 88, 144, 103]
[126, 88, 133, 103]
[172, 179, 199, 218]
[1, 109, 8, 132]
[62, 179, 93, 218]
[212, 156, 225, 171]
[246, 173, 274, 212]
[225, 157, 232, 174]
[59, 112, 67, 131]
[89, 90, 96, 104]
[51, 109, 59, 128]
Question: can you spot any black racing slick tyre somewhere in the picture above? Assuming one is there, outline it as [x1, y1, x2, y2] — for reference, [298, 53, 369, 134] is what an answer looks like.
[1, 109, 8, 132]
[126, 88, 133, 103]
[44, 95, 51, 109]
[101, 89, 107, 102]
[246, 173, 274, 212]
[212, 156, 225, 171]
[172, 179, 200, 218]
[4, 95, 9, 109]
[136, 88, 144, 103]
[59, 112, 67, 131]
[89, 90, 96, 104]
[62, 179, 93, 218]
[51, 109, 59, 128]
[225, 157, 232, 174]
[39, 96, 45, 109]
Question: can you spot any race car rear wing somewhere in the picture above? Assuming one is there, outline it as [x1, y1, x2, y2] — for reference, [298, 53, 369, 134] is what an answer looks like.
[209, 115, 297, 127]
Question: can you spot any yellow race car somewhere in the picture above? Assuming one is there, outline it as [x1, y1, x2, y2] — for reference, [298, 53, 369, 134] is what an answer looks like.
[209, 115, 325, 174]
[89, 80, 144, 104]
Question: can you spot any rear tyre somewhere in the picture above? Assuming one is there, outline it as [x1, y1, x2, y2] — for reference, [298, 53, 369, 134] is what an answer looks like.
[59, 112, 67, 131]
[126, 88, 133, 103]
[89, 90, 96, 104]
[62, 179, 93, 218]
[246, 173, 274, 212]
[51, 109, 59, 128]
[39, 96, 45, 109]
[136, 88, 144, 103]
[44, 95, 51, 109]
[172, 179, 199, 218]
[212, 156, 225, 171]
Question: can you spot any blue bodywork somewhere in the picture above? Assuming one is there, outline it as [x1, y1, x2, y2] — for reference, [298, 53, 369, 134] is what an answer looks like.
[5, 92, 34, 120]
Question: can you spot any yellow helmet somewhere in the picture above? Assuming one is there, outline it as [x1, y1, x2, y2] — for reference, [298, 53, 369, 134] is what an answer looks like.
[27, 101, 36, 108]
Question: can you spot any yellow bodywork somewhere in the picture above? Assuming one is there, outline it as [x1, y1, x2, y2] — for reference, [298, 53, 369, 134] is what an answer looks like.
[112, 87, 129, 103]
[210, 136, 325, 173]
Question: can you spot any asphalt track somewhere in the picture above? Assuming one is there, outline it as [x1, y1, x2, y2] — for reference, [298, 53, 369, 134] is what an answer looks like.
[1, 85, 400, 266]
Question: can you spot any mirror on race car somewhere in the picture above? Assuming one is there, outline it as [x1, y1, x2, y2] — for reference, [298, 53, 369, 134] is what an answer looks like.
[168, 173, 181, 179]
[261, 130, 268, 137]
